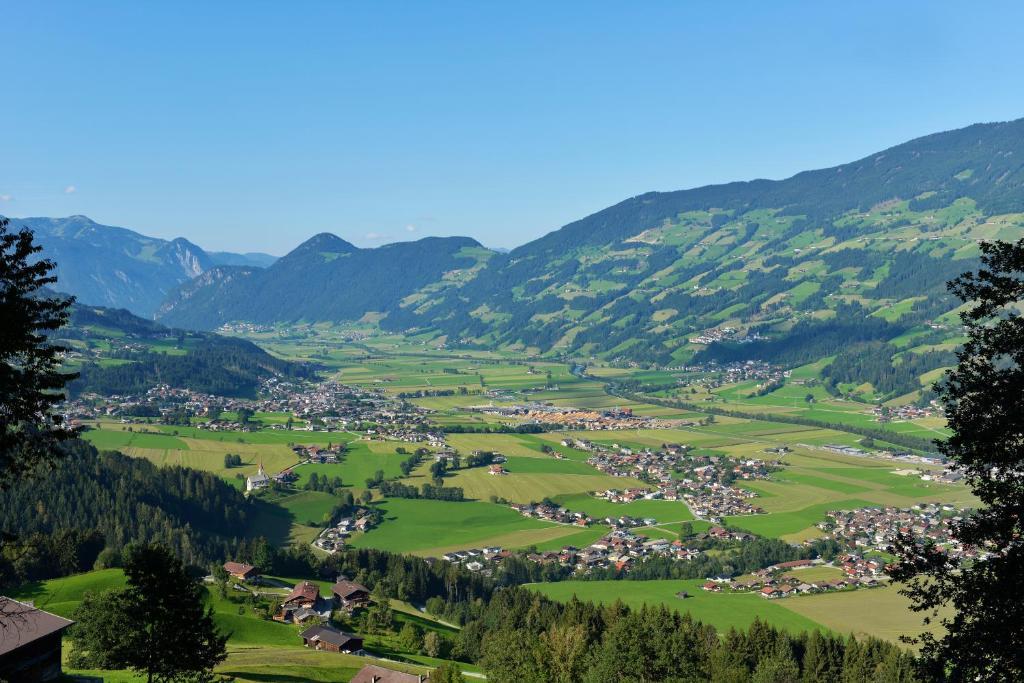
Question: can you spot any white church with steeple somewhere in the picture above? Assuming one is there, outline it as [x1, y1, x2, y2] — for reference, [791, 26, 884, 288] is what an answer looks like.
[246, 461, 270, 492]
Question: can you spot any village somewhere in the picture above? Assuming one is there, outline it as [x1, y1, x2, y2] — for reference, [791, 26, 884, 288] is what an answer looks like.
[672, 359, 787, 390]
[702, 555, 889, 600]
[685, 327, 768, 347]
[465, 402, 686, 430]
[569, 437, 777, 520]
[509, 500, 654, 529]
[818, 503, 976, 561]
[61, 377, 434, 434]
[872, 403, 940, 422]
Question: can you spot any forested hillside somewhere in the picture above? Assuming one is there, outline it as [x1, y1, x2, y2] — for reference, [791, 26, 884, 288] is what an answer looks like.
[156, 233, 493, 329]
[58, 303, 313, 397]
[0, 441, 255, 587]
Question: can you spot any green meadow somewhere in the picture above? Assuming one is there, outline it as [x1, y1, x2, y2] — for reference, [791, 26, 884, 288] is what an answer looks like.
[348, 498, 582, 556]
[528, 579, 824, 635]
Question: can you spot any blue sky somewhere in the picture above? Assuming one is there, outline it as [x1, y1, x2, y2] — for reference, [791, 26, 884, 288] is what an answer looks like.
[3, 2, 1024, 254]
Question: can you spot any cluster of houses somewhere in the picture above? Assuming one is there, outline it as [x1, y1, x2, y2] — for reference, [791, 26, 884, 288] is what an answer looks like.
[686, 327, 767, 346]
[872, 403, 938, 422]
[542, 529, 707, 573]
[219, 564, 437, 682]
[820, 504, 973, 559]
[434, 526, 723, 576]
[674, 359, 783, 389]
[271, 577, 371, 624]
[580, 441, 775, 520]
[64, 374, 438, 437]
[684, 485, 763, 520]
[293, 443, 346, 463]
[512, 499, 670, 529]
[440, 546, 505, 571]
[466, 402, 679, 430]
[702, 557, 887, 600]
[313, 513, 375, 552]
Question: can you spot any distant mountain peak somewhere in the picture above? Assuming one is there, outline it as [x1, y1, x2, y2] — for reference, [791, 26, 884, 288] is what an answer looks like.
[17, 216, 277, 317]
[301, 232, 357, 251]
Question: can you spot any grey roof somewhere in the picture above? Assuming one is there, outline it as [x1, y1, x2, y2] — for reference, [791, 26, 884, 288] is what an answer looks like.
[0, 597, 74, 656]
[299, 624, 361, 648]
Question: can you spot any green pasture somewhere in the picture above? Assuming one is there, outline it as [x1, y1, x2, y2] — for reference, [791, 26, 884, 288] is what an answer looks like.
[552, 493, 694, 524]
[348, 497, 579, 556]
[528, 579, 824, 635]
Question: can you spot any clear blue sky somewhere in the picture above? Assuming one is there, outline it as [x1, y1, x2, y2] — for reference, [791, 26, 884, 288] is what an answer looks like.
[3, 2, 1024, 254]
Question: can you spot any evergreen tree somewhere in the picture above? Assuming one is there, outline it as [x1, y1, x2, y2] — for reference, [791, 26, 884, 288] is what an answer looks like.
[801, 630, 844, 682]
[892, 239, 1024, 681]
[399, 621, 424, 652]
[70, 544, 227, 683]
[0, 217, 78, 486]
[479, 628, 547, 683]
[840, 637, 872, 683]
[753, 652, 800, 683]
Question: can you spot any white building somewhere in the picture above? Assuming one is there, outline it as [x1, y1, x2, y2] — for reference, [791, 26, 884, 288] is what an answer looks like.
[246, 462, 270, 492]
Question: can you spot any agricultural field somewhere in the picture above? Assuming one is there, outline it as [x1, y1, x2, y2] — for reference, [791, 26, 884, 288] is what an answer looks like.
[65, 328, 976, 653]
[348, 498, 588, 557]
[775, 584, 949, 644]
[725, 448, 975, 540]
[528, 579, 824, 635]
[436, 459, 635, 504]
[529, 579, 943, 645]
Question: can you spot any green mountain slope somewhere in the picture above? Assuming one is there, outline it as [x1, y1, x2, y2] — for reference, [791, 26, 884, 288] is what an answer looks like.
[144, 117, 1024, 395]
[156, 233, 493, 329]
[380, 117, 1024, 369]
[59, 304, 313, 398]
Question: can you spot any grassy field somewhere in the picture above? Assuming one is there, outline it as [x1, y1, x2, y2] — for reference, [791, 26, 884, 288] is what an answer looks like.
[551, 492, 694, 524]
[528, 579, 825, 634]
[440, 464, 634, 504]
[83, 428, 189, 451]
[723, 447, 974, 540]
[293, 441, 410, 488]
[348, 497, 585, 556]
[776, 584, 947, 644]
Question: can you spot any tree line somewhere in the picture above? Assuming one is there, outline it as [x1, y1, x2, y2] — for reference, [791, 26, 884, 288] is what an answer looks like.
[0, 440, 255, 588]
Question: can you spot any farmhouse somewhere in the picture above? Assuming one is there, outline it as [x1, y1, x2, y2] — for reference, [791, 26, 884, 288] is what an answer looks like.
[0, 598, 74, 682]
[488, 464, 507, 475]
[331, 579, 370, 610]
[223, 561, 258, 581]
[299, 624, 364, 653]
[282, 581, 320, 609]
[350, 664, 430, 682]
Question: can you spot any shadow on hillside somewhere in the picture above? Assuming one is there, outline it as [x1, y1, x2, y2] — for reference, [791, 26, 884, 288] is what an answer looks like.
[246, 499, 296, 546]
[8, 580, 48, 603]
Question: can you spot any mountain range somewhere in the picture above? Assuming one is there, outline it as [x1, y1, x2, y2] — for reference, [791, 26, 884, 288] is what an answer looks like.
[12, 117, 1024, 378]
[3, 215, 276, 317]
